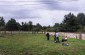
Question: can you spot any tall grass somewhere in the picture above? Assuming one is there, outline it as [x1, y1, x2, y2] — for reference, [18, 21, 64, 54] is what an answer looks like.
[0, 33, 85, 55]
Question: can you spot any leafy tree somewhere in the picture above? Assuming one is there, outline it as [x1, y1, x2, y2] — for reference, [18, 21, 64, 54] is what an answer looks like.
[0, 17, 5, 26]
[42, 26, 47, 31]
[36, 23, 42, 30]
[53, 23, 60, 32]
[28, 21, 33, 31]
[46, 28, 55, 32]
[62, 13, 79, 32]
[16, 22, 21, 31]
[0, 17, 5, 31]
[76, 13, 85, 32]
[6, 18, 20, 31]
[32, 23, 42, 33]
[77, 13, 85, 26]
[21, 22, 29, 31]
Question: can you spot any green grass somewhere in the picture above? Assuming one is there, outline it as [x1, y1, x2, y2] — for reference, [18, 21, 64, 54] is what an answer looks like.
[0, 33, 85, 55]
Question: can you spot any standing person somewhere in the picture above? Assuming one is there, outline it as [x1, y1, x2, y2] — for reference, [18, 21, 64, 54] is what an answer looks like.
[46, 32, 50, 40]
[54, 32, 60, 43]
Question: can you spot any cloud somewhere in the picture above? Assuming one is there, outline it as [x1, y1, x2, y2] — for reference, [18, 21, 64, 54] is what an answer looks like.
[0, 0, 41, 19]
[16, 9, 78, 26]
[0, 0, 85, 26]
[59, 0, 79, 2]
[39, 0, 79, 11]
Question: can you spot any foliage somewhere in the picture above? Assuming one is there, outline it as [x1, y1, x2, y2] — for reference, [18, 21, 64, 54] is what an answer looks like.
[77, 13, 85, 26]
[46, 27, 55, 32]
[0, 17, 5, 26]
[21, 22, 29, 31]
[0, 12, 85, 32]
[0, 17, 5, 31]
[6, 18, 20, 31]
[53, 23, 60, 32]
[62, 13, 80, 32]
[28, 21, 33, 31]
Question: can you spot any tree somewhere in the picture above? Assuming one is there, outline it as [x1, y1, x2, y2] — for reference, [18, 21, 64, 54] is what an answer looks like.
[32, 23, 42, 33]
[46, 28, 55, 32]
[6, 18, 20, 31]
[36, 23, 42, 30]
[28, 21, 33, 31]
[77, 13, 85, 26]
[62, 13, 79, 32]
[42, 26, 47, 34]
[36, 23, 42, 33]
[0, 17, 5, 26]
[16, 22, 21, 31]
[59, 23, 65, 32]
[53, 23, 60, 32]
[0, 17, 5, 31]
[76, 13, 85, 32]
[21, 22, 29, 31]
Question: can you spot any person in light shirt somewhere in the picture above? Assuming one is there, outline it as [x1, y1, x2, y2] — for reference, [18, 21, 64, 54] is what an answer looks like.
[62, 36, 68, 42]
[54, 32, 60, 43]
[62, 36, 69, 46]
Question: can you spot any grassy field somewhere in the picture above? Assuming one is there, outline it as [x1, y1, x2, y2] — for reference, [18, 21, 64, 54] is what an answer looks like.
[0, 33, 85, 55]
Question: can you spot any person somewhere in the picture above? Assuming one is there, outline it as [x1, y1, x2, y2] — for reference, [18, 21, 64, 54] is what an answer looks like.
[46, 32, 50, 40]
[62, 36, 68, 42]
[54, 32, 60, 43]
[62, 36, 69, 46]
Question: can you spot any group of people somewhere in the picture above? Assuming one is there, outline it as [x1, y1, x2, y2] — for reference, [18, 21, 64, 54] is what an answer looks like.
[46, 32, 68, 46]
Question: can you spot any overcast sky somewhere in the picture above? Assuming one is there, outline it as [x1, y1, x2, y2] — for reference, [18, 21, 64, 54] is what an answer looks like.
[0, 0, 85, 26]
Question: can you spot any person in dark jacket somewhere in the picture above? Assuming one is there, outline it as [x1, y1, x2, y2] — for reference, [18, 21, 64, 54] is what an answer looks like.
[46, 32, 50, 40]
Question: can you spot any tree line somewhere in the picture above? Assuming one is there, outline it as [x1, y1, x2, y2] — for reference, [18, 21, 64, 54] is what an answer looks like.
[0, 12, 85, 32]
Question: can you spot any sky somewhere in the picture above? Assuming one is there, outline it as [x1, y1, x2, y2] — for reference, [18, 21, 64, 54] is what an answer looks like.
[0, 0, 85, 26]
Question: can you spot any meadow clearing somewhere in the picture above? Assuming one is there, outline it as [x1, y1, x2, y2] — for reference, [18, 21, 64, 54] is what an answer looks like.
[0, 33, 85, 55]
